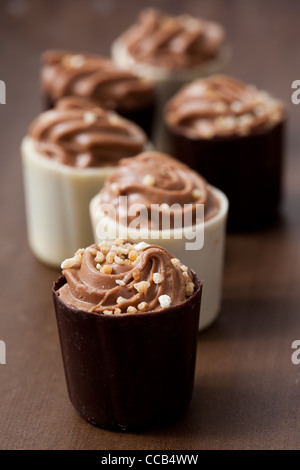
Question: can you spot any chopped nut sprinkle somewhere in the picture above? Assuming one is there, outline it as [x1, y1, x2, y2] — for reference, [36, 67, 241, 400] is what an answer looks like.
[185, 282, 195, 297]
[117, 296, 127, 305]
[100, 264, 113, 274]
[142, 174, 155, 186]
[171, 258, 181, 268]
[158, 295, 171, 309]
[124, 258, 133, 266]
[129, 249, 138, 261]
[103, 310, 113, 315]
[153, 272, 164, 284]
[87, 247, 98, 256]
[61, 254, 82, 269]
[182, 271, 191, 283]
[230, 101, 243, 112]
[192, 189, 203, 199]
[109, 244, 118, 252]
[198, 124, 215, 139]
[108, 113, 121, 126]
[137, 302, 148, 311]
[115, 279, 125, 286]
[98, 241, 110, 255]
[62, 54, 85, 68]
[254, 105, 265, 117]
[106, 251, 115, 264]
[116, 246, 129, 256]
[237, 114, 253, 127]
[99, 240, 110, 248]
[94, 251, 105, 263]
[83, 111, 97, 124]
[180, 264, 188, 272]
[114, 238, 125, 246]
[111, 182, 120, 196]
[114, 307, 122, 315]
[133, 269, 141, 281]
[127, 306, 137, 314]
[114, 255, 124, 265]
[134, 242, 150, 251]
[134, 281, 150, 294]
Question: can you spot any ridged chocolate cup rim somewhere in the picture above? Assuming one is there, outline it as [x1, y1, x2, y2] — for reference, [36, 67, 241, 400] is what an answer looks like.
[52, 269, 202, 319]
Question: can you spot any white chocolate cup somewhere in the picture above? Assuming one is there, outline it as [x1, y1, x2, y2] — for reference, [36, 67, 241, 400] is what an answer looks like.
[90, 186, 228, 331]
[21, 137, 115, 268]
[111, 38, 230, 150]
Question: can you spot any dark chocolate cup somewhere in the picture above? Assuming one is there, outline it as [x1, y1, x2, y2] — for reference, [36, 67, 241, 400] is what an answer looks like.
[43, 94, 156, 139]
[166, 120, 286, 231]
[52, 273, 202, 431]
[115, 101, 156, 139]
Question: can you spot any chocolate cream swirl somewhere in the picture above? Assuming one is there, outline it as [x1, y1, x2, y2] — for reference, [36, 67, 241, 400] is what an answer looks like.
[99, 151, 219, 228]
[166, 75, 285, 139]
[121, 8, 225, 69]
[41, 50, 155, 110]
[28, 97, 147, 167]
[57, 241, 195, 313]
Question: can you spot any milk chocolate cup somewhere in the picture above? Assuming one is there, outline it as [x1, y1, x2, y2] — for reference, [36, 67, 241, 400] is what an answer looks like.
[52, 273, 202, 430]
[166, 120, 285, 231]
[21, 136, 114, 267]
[90, 187, 228, 331]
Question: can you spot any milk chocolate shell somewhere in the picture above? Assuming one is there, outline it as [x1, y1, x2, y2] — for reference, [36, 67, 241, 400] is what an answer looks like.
[52, 273, 202, 430]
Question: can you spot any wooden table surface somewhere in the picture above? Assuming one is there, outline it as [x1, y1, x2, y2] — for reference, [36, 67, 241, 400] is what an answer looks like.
[1, 0, 300, 450]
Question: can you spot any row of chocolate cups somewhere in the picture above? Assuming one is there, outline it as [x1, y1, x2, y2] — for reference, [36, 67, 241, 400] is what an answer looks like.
[22, 82, 228, 430]
[22, 77, 286, 324]
[40, 50, 286, 231]
[89, 152, 228, 331]
[22, 9, 286, 430]
[21, 97, 228, 331]
[29, 13, 218, 428]
[23, 64, 286, 330]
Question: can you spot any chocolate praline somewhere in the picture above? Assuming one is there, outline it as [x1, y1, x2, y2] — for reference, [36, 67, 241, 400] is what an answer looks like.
[41, 50, 156, 138]
[165, 76, 286, 231]
[52, 272, 202, 430]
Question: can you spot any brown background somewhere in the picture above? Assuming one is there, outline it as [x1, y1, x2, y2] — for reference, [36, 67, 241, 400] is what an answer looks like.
[1, 0, 300, 450]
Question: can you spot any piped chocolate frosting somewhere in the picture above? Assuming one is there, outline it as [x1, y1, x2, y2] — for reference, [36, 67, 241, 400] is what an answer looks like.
[166, 75, 284, 139]
[120, 9, 225, 69]
[57, 240, 195, 313]
[41, 50, 155, 111]
[28, 97, 147, 167]
[99, 151, 220, 228]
